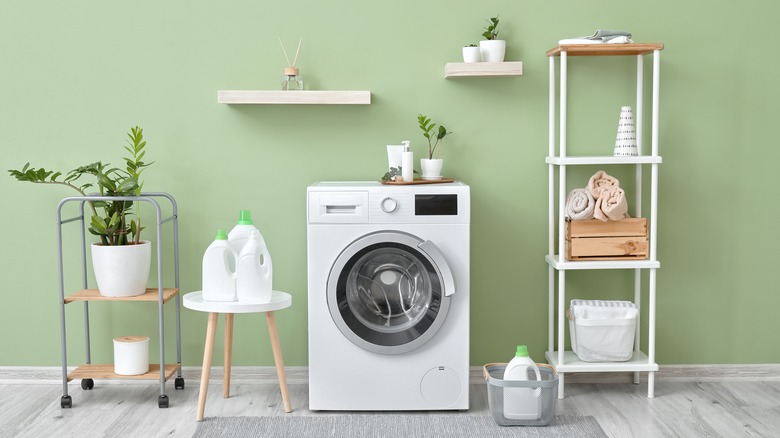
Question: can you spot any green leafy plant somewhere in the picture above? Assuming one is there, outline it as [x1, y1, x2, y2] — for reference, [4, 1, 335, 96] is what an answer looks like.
[417, 114, 452, 159]
[466, 43, 478, 47]
[381, 166, 419, 182]
[8, 126, 153, 246]
[482, 16, 500, 40]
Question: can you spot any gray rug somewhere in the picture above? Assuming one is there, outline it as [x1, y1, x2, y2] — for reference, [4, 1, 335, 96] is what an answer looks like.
[193, 415, 607, 437]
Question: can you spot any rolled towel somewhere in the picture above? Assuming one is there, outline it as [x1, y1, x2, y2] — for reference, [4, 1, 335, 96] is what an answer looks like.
[594, 186, 629, 221]
[588, 170, 620, 199]
[565, 188, 595, 221]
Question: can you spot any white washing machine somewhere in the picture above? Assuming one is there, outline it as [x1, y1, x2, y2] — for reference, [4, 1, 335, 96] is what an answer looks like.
[307, 181, 470, 411]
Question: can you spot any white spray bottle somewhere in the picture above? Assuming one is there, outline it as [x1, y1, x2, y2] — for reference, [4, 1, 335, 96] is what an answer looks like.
[236, 229, 273, 303]
[201, 229, 237, 302]
[503, 345, 542, 420]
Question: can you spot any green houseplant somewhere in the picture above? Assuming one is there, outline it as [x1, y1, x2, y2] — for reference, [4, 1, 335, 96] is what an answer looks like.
[8, 126, 155, 297]
[480, 16, 506, 62]
[417, 114, 452, 180]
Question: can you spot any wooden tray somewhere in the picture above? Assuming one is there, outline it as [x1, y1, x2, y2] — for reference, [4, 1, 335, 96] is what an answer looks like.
[381, 178, 455, 185]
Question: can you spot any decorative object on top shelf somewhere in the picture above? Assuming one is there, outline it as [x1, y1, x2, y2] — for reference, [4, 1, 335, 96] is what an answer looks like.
[480, 16, 506, 62]
[417, 114, 452, 180]
[614, 106, 638, 157]
[8, 126, 155, 297]
[462, 44, 480, 63]
[278, 36, 304, 91]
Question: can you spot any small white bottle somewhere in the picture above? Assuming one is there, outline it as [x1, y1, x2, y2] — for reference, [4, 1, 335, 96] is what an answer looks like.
[228, 210, 260, 255]
[236, 229, 273, 303]
[503, 345, 542, 420]
[201, 229, 237, 302]
[401, 140, 414, 183]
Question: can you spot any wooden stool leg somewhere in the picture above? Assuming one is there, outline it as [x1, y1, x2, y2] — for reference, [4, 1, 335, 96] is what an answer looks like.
[224, 313, 234, 398]
[265, 311, 292, 413]
[197, 312, 219, 422]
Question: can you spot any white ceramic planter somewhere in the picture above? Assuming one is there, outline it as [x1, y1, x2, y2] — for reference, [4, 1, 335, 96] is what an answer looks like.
[479, 40, 506, 62]
[462, 46, 481, 63]
[91, 240, 151, 297]
[113, 336, 149, 376]
[420, 158, 444, 180]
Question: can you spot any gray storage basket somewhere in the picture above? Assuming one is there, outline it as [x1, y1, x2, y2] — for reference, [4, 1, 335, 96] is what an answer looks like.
[483, 363, 558, 426]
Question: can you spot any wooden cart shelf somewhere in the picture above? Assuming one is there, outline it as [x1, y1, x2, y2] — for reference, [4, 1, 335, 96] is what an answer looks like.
[64, 288, 180, 304]
[546, 43, 664, 57]
[67, 364, 180, 381]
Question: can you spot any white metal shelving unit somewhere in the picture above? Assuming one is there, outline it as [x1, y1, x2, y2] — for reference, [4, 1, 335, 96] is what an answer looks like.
[545, 43, 664, 399]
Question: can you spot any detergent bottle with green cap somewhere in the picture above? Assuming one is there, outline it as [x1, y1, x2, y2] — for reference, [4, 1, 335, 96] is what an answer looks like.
[202, 229, 237, 302]
[236, 228, 273, 303]
[503, 345, 542, 420]
[228, 210, 259, 255]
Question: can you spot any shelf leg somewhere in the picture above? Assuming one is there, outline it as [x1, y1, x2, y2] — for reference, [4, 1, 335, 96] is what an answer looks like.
[197, 312, 218, 422]
[648, 371, 655, 398]
[224, 313, 234, 399]
[558, 372, 565, 399]
[634, 371, 640, 385]
[266, 311, 292, 413]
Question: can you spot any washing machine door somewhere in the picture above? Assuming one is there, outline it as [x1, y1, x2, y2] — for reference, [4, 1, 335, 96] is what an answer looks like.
[327, 231, 455, 355]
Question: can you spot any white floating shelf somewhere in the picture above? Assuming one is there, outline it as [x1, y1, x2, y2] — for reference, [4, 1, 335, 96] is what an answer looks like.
[545, 255, 660, 270]
[444, 61, 523, 78]
[546, 351, 659, 373]
[546, 155, 663, 165]
[217, 90, 371, 105]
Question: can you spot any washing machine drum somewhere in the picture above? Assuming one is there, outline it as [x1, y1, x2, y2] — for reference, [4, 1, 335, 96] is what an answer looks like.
[327, 231, 454, 355]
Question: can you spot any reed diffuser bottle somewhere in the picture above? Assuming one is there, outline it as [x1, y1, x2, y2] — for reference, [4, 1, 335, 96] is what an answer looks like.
[279, 37, 304, 91]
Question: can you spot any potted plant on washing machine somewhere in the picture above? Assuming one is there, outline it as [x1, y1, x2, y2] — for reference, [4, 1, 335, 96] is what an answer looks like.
[479, 16, 506, 62]
[8, 126, 155, 297]
[417, 114, 452, 180]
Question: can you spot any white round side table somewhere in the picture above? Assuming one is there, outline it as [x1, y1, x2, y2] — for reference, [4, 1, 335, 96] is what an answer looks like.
[183, 291, 293, 421]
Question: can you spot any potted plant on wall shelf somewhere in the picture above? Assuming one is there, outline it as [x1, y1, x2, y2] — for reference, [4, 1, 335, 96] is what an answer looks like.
[8, 126, 154, 297]
[417, 114, 452, 180]
[462, 43, 480, 63]
[480, 16, 506, 62]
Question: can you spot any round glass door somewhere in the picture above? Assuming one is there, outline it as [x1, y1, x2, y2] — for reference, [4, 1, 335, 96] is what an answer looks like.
[327, 231, 453, 354]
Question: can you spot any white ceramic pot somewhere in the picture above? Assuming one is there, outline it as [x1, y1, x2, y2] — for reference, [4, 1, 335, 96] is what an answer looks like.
[479, 40, 506, 62]
[420, 158, 444, 180]
[91, 240, 151, 297]
[462, 46, 481, 63]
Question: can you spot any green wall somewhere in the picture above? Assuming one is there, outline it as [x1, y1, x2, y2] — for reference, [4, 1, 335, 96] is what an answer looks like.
[1, 1, 778, 368]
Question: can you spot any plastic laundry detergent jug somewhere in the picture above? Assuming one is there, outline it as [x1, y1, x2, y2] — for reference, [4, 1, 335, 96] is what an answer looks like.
[201, 229, 237, 302]
[503, 345, 542, 420]
[227, 210, 259, 255]
[236, 228, 273, 303]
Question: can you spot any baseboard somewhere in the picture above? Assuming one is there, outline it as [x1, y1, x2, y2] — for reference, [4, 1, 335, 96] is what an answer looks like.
[2, 364, 778, 385]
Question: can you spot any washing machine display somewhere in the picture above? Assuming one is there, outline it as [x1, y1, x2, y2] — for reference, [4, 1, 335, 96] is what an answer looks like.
[327, 231, 454, 355]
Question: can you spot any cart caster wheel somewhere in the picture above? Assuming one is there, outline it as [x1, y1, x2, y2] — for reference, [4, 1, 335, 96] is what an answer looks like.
[60, 395, 72, 408]
[81, 378, 94, 390]
[175, 377, 185, 390]
[158, 395, 169, 408]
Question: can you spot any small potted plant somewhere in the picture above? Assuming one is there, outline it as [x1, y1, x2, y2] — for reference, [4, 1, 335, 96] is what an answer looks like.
[462, 43, 480, 63]
[479, 16, 506, 62]
[417, 114, 452, 180]
[8, 126, 154, 297]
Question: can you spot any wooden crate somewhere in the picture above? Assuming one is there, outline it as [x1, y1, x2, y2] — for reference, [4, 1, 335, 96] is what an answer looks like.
[565, 218, 648, 261]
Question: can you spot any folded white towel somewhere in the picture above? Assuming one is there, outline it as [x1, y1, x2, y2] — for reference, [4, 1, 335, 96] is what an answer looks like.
[565, 188, 595, 220]
[558, 38, 604, 45]
[570, 299, 638, 320]
[588, 170, 621, 199]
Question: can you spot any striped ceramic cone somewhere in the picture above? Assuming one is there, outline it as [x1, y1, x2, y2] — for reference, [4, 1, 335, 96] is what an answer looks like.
[614, 106, 638, 157]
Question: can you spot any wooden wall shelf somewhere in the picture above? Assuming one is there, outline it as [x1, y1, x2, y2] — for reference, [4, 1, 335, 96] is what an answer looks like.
[217, 90, 371, 105]
[444, 61, 523, 78]
[546, 43, 664, 57]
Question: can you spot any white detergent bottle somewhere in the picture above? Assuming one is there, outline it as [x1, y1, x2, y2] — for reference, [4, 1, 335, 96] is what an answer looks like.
[503, 345, 542, 420]
[401, 140, 414, 183]
[227, 210, 259, 256]
[236, 229, 273, 303]
[201, 229, 237, 302]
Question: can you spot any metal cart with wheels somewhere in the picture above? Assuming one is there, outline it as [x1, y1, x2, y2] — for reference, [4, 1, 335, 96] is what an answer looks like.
[55, 192, 183, 408]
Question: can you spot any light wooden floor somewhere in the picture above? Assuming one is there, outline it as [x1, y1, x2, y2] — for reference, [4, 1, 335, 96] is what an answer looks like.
[0, 379, 778, 437]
